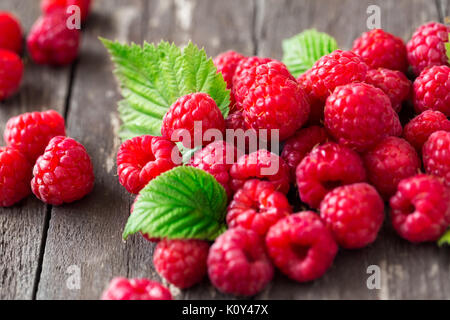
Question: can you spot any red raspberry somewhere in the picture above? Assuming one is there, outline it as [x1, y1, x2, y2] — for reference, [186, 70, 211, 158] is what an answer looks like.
[363, 137, 421, 199]
[0, 147, 32, 207]
[161, 93, 225, 149]
[297, 70, 325, 124]
[404, 110, 450, 152]
[41, 0, 92, 23]
[4, 110, 66, 163]
[352, 29, 408, 73]
[266, 211, 338, 282]
[227, 179, 292, 236]
[296, 142, 366, 208]
[224, 111, 258, 153]
[281, 125, 329, 181]
[101, 277, 172, 300]
[230, 149, 291, 194]
[412, 65, 450, 116]
[207, 228, 274, 296]
[325, 82, 402, 152]
[27, 11, 80, 66]
[423, 131, 450, 187]
[308, 50, 369, 102]
[0, 49, 23, 102]
[390, 174, 450, 243]
[189, 140, 239, 197]
[0, 11, 23, 54]
[364, 68, 411, 113]
[407, 22, 450, 76]
[117, 135, 179, 194]
[154, 239, 210, 289]
[320, 183, 385, 249]
[240, 61, 310, 141]
[31, 136, 94, 205]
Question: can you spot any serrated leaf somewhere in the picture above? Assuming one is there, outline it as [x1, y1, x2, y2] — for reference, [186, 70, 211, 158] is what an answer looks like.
[438, 229, 450, 247]
[282, 29, 338, 78]
[123, 166, 228, 241]
[446, 34, 450, 63]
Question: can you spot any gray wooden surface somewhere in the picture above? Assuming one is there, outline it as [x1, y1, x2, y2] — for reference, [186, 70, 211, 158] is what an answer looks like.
[0, 0, 449, 300]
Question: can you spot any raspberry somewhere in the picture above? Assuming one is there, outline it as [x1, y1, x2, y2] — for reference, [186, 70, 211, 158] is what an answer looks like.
[189, 140, 239, 197]
[296, 142, 366, 208]
[281, 126, 329, 181]
[31, 136, 94, 205]
[390, 174, 450, 243]
[27, 11, 80, 66]
[117, 135, 179, 194]
[230, 149, 291, 194]
[412, 65, 450, 116]
[325, 82, 402, 152]
[0, 147, 32, 207]
[0, 49, 23, 102]
[41, 0, 92, 23]
[154, 239, 210, 289]
[364, 68, 411, 113]
[207, 228, 274, 296]
[0, 11, 23, 54]
[423, 131, 450, 187]
[404, 110, 450, 152]
[240, 61, 310, 141]
[4, 110, 66, 163]
[227, 179, 292, 236]
[407, 22, 450, 76]
[297, 70, 325, 124]
[320, 183, 385, 249]
[352, 29, 408, 72]
[363, 137, 421, 199]
[266, 211, 338, 282]
[308, 50, 369, 102]
[101, 277, 172, 300]
[225, 111, 258, 153]
[161, 93, 225, 148]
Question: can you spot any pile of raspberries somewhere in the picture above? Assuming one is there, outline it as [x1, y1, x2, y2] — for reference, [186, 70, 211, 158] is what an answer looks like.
[103, 22, 450, 300]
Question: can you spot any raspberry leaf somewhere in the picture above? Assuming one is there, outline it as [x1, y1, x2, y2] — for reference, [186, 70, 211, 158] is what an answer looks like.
[282, 29, 338, 77]
[123, 166, 228, 241]
[438, 229, 450, 247]
[446, 34, 450, 63]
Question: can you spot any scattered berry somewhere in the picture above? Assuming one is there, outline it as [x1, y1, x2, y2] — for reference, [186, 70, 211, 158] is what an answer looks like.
[101, 277, 172, 300]
[0, 49, 23, 102]
[423, 130, 450, 187]
[266, 211, 338, 282]
[296, 142, 366, 208]
[390, 174, 450, 243]
[207, 227, 274, 296]
[0, 11, 23, 54]
[31, 136, 94, 205]
[41, 0, 92, 23]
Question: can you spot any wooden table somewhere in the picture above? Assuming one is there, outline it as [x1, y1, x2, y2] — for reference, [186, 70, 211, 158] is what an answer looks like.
[1, 0, 449, 300]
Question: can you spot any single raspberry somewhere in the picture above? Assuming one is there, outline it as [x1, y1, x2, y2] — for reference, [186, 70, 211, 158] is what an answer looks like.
[363, 137, 421, 199]
[266, 211, 338, 282]
[320, 183, 385, 249]
[308, 50, 369, 102]
[412, 65, 450, 116]
[423, 131, 450, 187]
[41, 0, 92, 23]
[130, 196, 159, 242]
[161, 92, 225, 149]
[0, 11, 23, 54]
[390, 174, 450, 243]
[189, 140, 239, 197]
[364, 68, 411, 113]
[0, 147, 32, 207]
[227, 179, 292, 236]
[27, 11, 80, 66]
[296, 142, 366, 208]
[325, 82, 402, 152]
[0, 49, 23, 102]
[404, 110, 450, 152]
[297, 70, 325, 124]
[281, 126, 329, 181]
[154, 239, 210, 289]
[352, 29, 408, 72]
[230, 149, 291, 194]
[224, 111, 258, 153]
[207, 227, 274, 296]
[4, 110, 66, 163]
[31, 136, 94, 205]
[117, 135, 179, 194]
[101, 278, 172, 300]
[407, 22, 450, 76]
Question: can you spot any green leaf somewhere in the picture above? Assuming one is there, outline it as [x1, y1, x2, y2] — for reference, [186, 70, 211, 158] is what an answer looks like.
[282, 29, 338, 78]
[123, 166, 228, 241]
[438, 229, 450, 247]
[446, 34, 450, 64]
